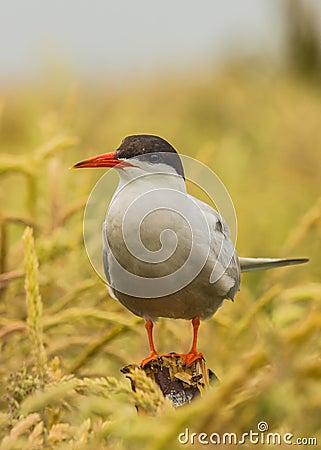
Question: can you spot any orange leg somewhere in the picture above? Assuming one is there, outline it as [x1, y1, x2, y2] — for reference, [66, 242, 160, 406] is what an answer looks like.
[181, 317, 203, 366]
[162, 317, 203, 366]
[140, 319, 159, 367]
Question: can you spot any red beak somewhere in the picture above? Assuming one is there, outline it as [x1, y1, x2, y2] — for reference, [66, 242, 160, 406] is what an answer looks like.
[72, 151, 131, 169]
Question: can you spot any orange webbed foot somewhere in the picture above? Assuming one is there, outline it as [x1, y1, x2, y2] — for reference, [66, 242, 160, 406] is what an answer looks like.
[140, 352, 159, 368]
[180, 351, 203, 366]
[161, 351, 203, 366]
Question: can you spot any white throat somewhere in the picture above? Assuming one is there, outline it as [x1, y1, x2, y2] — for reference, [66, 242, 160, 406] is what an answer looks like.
[115, 161, 186, 195]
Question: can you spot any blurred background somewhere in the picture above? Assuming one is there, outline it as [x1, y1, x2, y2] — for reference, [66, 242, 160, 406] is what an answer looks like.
[0, 0, 320, 448]
[0, 0, 321, 82]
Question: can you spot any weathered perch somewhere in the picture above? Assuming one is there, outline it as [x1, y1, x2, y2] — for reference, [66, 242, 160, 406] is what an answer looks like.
[121, 354, 218, 409]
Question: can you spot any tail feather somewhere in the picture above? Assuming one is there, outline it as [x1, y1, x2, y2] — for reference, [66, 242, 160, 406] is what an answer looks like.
[239, 257, 309, 272]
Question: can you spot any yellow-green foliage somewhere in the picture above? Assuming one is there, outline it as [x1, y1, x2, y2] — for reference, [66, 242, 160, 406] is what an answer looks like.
[0, 63, 320, 449]
[23, 227, 47, 379]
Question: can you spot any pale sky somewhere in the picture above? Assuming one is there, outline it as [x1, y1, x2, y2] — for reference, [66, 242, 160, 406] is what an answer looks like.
[0, 0, 320, 81]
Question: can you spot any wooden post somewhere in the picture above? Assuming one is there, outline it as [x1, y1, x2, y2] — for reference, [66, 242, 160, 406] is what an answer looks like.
[121, 354, 218, 409]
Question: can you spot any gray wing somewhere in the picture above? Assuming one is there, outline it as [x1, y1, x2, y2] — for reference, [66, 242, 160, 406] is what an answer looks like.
[102, 221, 111, 284]
[190, 197, 240, 300]
[102, 221, 121, 301]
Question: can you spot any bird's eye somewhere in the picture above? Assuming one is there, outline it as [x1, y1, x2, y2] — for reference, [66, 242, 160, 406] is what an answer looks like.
[149, 153, 161, 163]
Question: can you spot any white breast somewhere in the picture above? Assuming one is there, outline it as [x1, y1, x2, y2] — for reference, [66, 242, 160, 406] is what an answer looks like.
[102, 164, 240, 320]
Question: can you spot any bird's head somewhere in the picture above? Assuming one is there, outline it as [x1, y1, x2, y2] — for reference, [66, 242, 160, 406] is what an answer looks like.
[72, 135, 185, 179]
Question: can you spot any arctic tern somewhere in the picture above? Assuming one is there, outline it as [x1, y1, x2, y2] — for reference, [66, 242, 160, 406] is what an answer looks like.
[73, 135, 308, 367]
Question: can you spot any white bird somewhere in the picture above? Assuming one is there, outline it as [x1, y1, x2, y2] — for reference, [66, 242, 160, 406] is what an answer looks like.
[73, 135, 308, 367]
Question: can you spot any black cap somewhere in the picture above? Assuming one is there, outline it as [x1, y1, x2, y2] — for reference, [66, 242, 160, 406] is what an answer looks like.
[116, 135, 185, 178]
